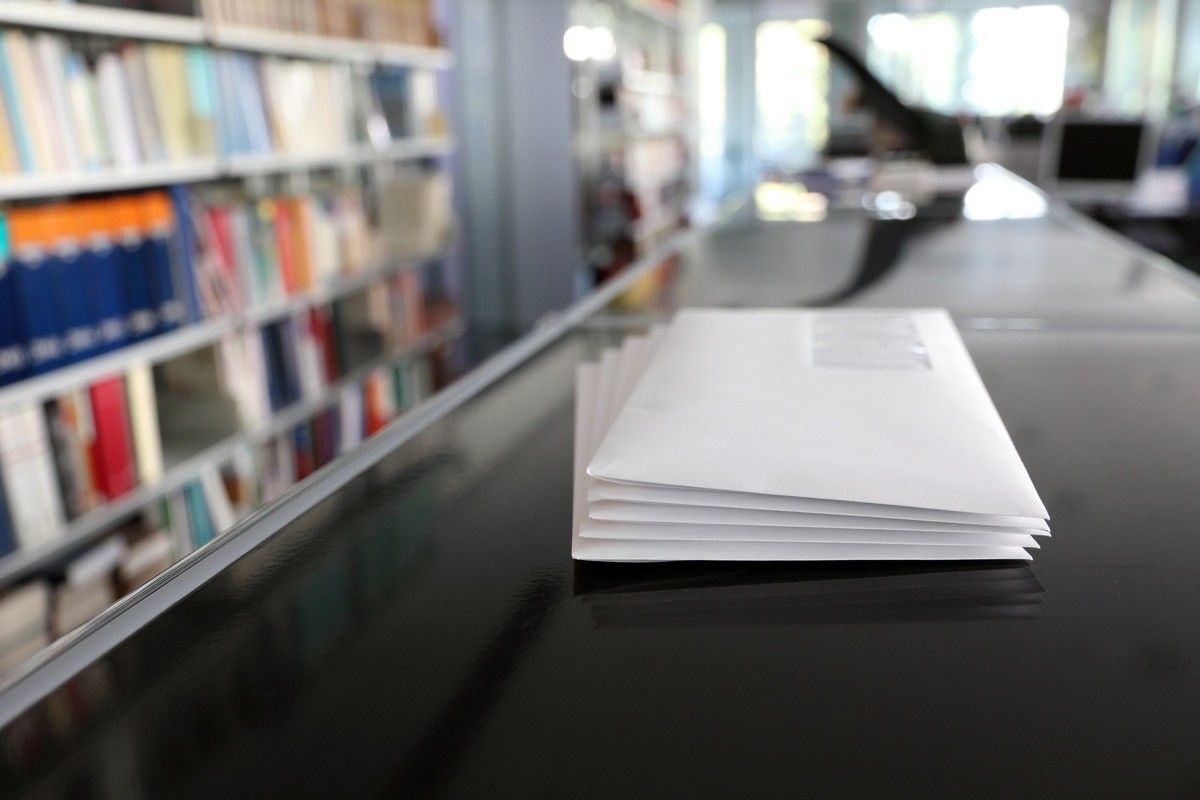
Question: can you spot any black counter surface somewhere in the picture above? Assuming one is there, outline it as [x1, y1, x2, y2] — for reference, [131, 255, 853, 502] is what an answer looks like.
[4, 177, 1200, 798]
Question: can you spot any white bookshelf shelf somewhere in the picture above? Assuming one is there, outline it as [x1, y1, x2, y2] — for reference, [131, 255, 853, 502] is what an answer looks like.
[0, 3, 205, 43]
[0, 315, 465, 589]
[0, 246, 450, 410]
[208, 23, 377, 63]
[0, 137, 455, 201]
[0, 4, 455, 67]
[375, 41, 455, 70]
[625, 0, 682, 29]
[0, 159, 222, 202]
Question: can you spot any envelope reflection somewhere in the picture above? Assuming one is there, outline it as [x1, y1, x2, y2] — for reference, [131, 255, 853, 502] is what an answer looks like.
[574, 562, 1043, 627]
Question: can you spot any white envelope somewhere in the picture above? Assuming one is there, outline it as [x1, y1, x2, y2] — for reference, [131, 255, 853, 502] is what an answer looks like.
[587, 309, 1048, 520]
[572, 331, 1032, 562]
[586, 481, 1050, 531]
[586, 500, 1045, 536]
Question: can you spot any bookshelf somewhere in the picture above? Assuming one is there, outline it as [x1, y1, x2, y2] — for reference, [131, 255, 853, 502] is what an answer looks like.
[0, 0, 468, 668]
[0, 3, 454, 66]
[569, 0, 692, 284]
[0, 314, 463, 590]
[0, 3, 206, 44]
[0, 247, 449, 410]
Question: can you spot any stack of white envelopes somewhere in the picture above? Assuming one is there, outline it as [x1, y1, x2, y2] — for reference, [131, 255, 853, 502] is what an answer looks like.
[573, 309, 1050, 562]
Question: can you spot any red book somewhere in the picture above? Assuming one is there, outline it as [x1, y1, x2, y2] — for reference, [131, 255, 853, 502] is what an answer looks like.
[87, 377, 137, 500]
[310, 308, 340, 382]
[205, 208, 241, 308]
[364, 375, 387, 436]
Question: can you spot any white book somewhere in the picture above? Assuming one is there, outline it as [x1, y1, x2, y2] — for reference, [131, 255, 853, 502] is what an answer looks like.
[338, 385, 364, 455]
[121, 47, 163, 162]
[32, 34, 81, 172]
[199, 466, 237, 536]
[65, 51, 105, 168]
[0, 404, 67, 550]
[96, 52, 141, 166]
[126, 362, 164, 485]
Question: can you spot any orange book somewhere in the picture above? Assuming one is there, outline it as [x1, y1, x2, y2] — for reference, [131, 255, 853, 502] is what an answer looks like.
[284, 198, 314, 291]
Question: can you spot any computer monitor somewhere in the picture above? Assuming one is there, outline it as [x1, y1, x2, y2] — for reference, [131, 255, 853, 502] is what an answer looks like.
[1057, 120, 1147, 180]
[1039, 118, 1153, 202]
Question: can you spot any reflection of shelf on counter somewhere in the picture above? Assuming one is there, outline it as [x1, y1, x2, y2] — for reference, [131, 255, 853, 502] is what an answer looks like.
[0, 316, 466, 591]
[1, 138, 456, 201]
[0, 247, 451, 410]
[0, 4, 454, 67]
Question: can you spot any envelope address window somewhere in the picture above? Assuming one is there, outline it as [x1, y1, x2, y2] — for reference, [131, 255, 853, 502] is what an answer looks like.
[810, 314, 931, 370]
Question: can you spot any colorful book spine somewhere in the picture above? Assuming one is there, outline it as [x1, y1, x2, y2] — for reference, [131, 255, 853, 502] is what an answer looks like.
[87, 378, 137, 501]
[0, 403, 67, 549]
[7, 209, 66, 374]
[45, 205, 99, 365]
[183, 481, 214, 548]
[0, 462, 17, 559]
[0, 215, 28, 386]
[80, 200, 128, 354]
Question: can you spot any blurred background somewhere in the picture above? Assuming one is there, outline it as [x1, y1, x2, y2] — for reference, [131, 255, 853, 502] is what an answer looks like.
[0, 0, 1195, 676]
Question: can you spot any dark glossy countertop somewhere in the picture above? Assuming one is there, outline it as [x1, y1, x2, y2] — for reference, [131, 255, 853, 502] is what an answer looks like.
[5, 174, 1200, 798]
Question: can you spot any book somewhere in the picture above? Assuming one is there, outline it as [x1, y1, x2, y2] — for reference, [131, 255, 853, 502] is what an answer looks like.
[53, 578, 115, 638]
[119, 528, 172, 592]
[45, 393, 100, 521]
[88, 377, 138, 501]
[64, 50, 106, 169]
[0, 215, 28, 386]
[8, 208, 67, 374]
[199, 466, 236, 535]
[183, 481, 214, 548]
[165, 491, 193, 562]
[80, 199, 129, 353]
[46, 205, 99, 364]
[0, 75, 19, 174]
[0, 403, 67, 549]
[143, 43, 192, 161]
[32, 33, 81, 172]
[126, 362, 165, 486]
[95, 51, 141, 167]
[4, 30, 57, 172]
[0, 582, 50, 673]
[184, 47, 218, 157]
[112, 196, 158, 342]
[138, 192, 185, 332]
[0, 34, 34, 172]
[121, 44, 164, 163]
[0, 468, 17, 559]
[292, 424, 315, 480]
